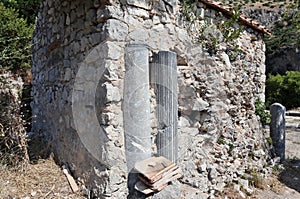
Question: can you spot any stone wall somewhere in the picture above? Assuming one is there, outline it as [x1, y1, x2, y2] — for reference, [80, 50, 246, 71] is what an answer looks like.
[32, 0, 269, 197]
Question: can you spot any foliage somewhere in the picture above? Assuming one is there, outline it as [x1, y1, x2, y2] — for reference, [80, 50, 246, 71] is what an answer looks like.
[1, 0, 41, 24]
[181, 0, 242, 54]
[266, 137, 273, 145]
[181, 0, 200, 25]
[0, 3, 34, 73]
[264, 9, 300, 57]
[0, 0, 39, 169]
[217, 137, 226, 145]
[255, 98, 271, 126]
[266, 71, 300, 110]
[218, 9, 242, 42]
[242, 166, 265, 189]
[249, 170, 264, 189]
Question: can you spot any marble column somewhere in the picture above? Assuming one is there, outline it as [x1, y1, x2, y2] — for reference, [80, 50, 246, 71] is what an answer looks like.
[151, 51, 178, 163]
[124, 44, 151, 172]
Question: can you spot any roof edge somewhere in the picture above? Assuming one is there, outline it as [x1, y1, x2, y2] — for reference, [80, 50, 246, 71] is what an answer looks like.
[199, 0, 271, 35]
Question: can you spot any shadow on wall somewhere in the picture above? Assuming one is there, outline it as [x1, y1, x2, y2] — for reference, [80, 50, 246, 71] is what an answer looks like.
[27, 133, 52, 162]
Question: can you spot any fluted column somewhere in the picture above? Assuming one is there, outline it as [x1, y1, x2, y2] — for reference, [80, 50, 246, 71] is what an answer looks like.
[151, 51, 178, 163]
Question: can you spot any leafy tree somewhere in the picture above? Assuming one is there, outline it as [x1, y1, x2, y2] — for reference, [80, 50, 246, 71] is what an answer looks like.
[266, 71, 300, 109]
[0, 3, 34, 72]
[264, 10, 300, 57]
[1, 0, 41, 24]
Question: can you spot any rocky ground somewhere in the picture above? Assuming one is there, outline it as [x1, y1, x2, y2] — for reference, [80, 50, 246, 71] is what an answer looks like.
[0, 114, 299, 198]
[252, 113, 300, 199]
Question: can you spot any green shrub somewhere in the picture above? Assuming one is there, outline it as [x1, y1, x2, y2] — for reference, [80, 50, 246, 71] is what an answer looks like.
[219, 9, 242, 42]
[266, 71, 300, 109]
[0, 3, 34, 73]
[255, 98, 270, 126]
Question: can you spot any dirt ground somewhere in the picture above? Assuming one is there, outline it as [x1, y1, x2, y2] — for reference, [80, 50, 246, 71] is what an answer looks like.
[0, 120, 299, 198]
[253, 127, 300, 199]
[0, 158, 86, 199]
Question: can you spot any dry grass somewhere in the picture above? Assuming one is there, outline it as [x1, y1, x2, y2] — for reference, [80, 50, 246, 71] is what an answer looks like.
[0, 158, 86, 198]
[0, 70, 29, 169]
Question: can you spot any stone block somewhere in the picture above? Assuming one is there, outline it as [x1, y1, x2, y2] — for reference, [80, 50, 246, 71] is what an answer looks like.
[125, 15, 142, 31]
[96, 7, 110, 22]
[192, 98, 209, 111]
[220, 52, 232, 69]
[178, 116, 190, 127]
[105, 19, 128, 41]
[127, 7, 149, 18]
[125, 0, 151, 10]
[128, 28, 149, 42]
[106, 42, 122, 60]
[64, 68, 72, 81]
[89, 42, 121, 61]
[105, 83, 121, 102]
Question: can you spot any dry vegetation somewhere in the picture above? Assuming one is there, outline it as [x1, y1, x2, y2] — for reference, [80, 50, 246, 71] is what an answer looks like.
[0, 71, 28, 169]
[0, 158, 86, 198]
[0, 72, 85, 198]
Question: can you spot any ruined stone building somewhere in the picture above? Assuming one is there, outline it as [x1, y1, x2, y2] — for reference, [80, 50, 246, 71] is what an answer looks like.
[32, 0, 270, 197]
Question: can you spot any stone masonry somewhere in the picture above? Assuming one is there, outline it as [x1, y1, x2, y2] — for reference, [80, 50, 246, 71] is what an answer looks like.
[32, 0, 270, 197]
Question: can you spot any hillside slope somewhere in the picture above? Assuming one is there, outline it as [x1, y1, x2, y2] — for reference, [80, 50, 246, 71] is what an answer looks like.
[220, 0, 300, 75]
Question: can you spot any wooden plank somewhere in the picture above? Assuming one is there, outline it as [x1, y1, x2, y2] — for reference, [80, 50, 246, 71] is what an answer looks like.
[135, 181, 168, 195]
[134, 156, 176, 183]
[152, 173, 183, 191]
[138, 167, 182, 190]
[138, 165, 179, 185]
[62, 165, 79, 192]
[135, 181, 155, 195]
